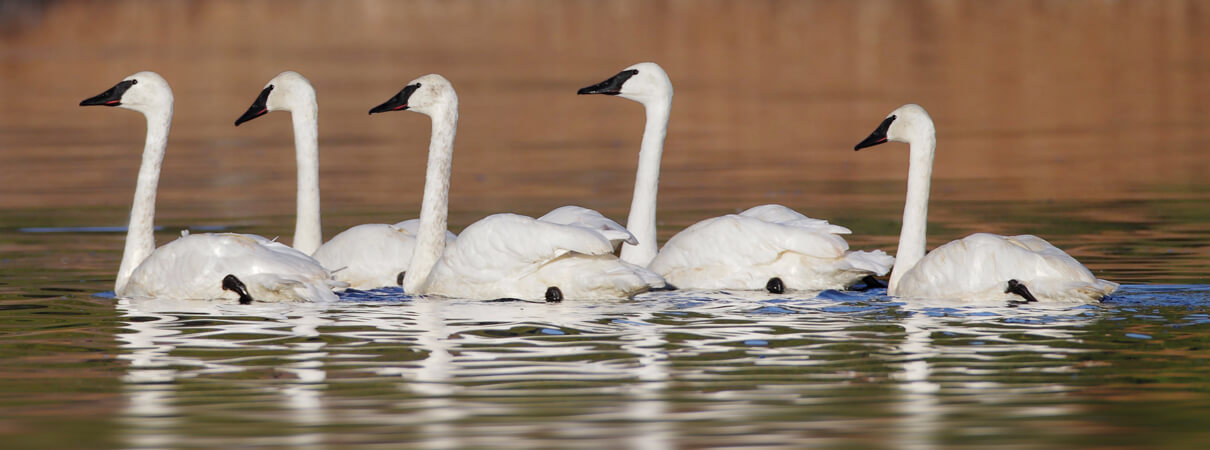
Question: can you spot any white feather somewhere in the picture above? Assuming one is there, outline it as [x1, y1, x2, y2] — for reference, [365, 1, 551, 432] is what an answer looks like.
[87, 71, 342, 303]
[312, 221, 456, 289]
[539, 205, 638, 247]
[381, 74, 665, 301]
[581, 64, 890, 291]
[649, 204, 893, 291]
[857, 104, 1116, 303]
[894, 233, 1118, 303]
[122, 233, 341, 302]
[423, 213, 663, 299]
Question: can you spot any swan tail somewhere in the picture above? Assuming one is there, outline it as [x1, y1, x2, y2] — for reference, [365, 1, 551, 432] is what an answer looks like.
[244, 274, 340, 303]
[627, 262, 668, 290]
[840, 249, 895, 276]
[1025, 278, 1120, 303]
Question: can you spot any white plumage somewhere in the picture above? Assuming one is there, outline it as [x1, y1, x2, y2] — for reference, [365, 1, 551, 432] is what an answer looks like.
[579, 62, 891, 291]
[422, 214, 661, 299]
[235, 71, 459, 290]
[538, 205, 638, 248]
[311, 220, 456, 289]
[649, 205, 893, 290]
[83, 71, 341, 303]
[854, 104, 1117, 303]
[372, 74, 664, 300]
[123, 233, 341, 302]
[893, 233, 1118, 303]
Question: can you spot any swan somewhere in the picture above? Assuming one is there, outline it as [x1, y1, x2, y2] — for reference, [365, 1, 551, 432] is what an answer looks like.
[578, 62, 894, 293]
[854, 104, 1118, 303]
[234, 71, 455, 289]
[369, 74, 665, 301]
[82, 71, 342, 303]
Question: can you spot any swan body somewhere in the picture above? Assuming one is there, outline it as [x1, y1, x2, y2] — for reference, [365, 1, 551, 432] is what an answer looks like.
[892, 233, 1118, 303]
[421, 213, 661, 300]
[579, 62, 892, 291]
[855, 104, 1117, 303]
[236, 71, 459, 290]
[83, 71, 340, 303]
[310, 220, 456, 289]
[122, 233, 340, 302]
[370, 74, 664, 300]
[649, 205, 894, 291]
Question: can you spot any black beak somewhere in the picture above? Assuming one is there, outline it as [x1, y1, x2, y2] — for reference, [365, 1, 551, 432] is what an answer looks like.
[577, 69, 639, 95]
[369, 83, 421, 115]
[80, 79, 137, 107]
[854, 115, 896, 151]
[234, 85, 274, 126]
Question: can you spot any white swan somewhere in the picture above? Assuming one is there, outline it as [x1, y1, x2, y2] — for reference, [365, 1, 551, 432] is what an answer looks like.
[854, 104, 1118, 303]
[578, 62, 894, 293]
[82, 71, 342, 303]
[370, 74, 665, 301]
[234, 71, 455, 289]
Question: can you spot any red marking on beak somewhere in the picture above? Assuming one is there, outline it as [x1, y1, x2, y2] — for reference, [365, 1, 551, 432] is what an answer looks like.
[393, 104, 407, 111]
[105, 100, 119, 105]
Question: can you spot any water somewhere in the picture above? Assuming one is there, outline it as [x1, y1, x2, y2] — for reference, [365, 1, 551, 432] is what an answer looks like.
[4, 1, 1210, 448]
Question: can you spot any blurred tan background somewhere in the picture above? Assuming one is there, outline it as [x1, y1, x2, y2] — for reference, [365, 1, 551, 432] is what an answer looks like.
[2, 0, 1208, 241]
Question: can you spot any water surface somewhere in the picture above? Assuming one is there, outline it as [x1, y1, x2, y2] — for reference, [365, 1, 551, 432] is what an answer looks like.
[3, 1, 1210, 448]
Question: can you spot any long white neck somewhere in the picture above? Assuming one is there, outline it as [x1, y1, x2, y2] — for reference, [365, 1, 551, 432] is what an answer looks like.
[403, 103, 458, 293]
[888, 133, 936, 295]
[620, 96, 670, 266]
[290, 104, 322, 254]
[115, 108, 172, 295]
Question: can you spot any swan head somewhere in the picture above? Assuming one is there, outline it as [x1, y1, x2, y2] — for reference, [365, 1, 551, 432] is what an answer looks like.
[80, 71, 173, 117]
[234, 70, 316, 126]
[368, 74, 457, 118]
[577, 62, 673, 105]
[854, 104, 934, 150]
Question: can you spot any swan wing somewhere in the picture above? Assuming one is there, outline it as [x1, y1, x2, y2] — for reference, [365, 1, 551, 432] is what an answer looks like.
[425, 213, 662, 299]
[121, 233, 341, 302]
[897, 233, 1117, 302]
[653, 212, 849, 271]
[440, 213, 613, 283]
[739, 204, 852, 235]
[539, 205, 638, 246]
[649, 205, 892, 290]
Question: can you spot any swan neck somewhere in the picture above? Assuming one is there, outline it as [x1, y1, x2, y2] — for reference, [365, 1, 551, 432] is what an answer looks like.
[291, 105, 322, 255]
[888, 134, 935, 294]
[620, 96, 670, 266]
[116, 107, 172, 294]
[403, 103, 458, 293]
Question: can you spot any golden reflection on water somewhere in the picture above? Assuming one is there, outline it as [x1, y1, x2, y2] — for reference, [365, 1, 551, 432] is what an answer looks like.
[2, 1, 1209, 281]
[6, 4, 1210, 448]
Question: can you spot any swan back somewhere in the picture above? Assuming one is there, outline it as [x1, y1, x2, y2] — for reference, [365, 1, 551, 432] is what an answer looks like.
[539, 205, 639, 247]
[896, 233, 1117, 302]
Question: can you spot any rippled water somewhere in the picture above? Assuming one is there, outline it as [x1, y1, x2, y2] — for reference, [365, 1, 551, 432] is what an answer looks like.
[5, 1, 1210, 448]
[6, 276, 1210, 448]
